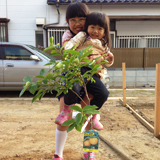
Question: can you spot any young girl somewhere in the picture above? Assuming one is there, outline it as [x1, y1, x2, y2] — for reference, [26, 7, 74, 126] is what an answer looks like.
[53, 2, 91, 160]
[54, 12, 114, 160]
[55, 12, 113, 130]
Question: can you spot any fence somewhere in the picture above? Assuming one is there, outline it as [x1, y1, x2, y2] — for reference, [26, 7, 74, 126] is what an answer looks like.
[116, 35, 160, 48]
[47, 29, 160, 68]
[110, 48, 160, 69]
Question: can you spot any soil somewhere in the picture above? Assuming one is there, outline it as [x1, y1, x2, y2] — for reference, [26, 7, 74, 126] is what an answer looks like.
[0, 89, 160, 160]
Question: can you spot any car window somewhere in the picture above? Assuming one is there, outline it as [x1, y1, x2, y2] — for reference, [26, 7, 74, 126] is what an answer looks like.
[26, 45, 57, 60]
[4, 46, 32, 60]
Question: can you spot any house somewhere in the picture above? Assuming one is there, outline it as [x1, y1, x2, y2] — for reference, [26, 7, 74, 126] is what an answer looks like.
[0, 0, 160, 87]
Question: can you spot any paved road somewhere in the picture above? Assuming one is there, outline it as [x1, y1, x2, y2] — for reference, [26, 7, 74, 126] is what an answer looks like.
[0, 90, 57, 98]
[0, 87, 154, 98]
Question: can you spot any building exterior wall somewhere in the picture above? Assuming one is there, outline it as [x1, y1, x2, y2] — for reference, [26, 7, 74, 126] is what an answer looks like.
[1, 0, 160, 46]
[116, 21, 160, 36]
[108, 69, 156, 87]
[0, 0, 159, 87]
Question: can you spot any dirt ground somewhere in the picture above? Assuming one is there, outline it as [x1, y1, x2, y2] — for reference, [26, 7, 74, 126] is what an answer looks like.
[0, 89, 160, 160]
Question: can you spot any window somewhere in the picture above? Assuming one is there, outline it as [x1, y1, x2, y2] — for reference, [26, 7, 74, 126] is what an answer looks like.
[110, 31, 115, 48]
[146, 36, 160, 48]
[48, 28, 67, 47]
[116, 35, 160, 48]
[35, 30, 44, 49]
[4, 46, 33, 60]
[48, 28, 116, 48]
[0, 18, 10, 42]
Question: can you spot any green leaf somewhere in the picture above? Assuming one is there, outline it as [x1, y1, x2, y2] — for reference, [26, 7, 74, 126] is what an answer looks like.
[34, 75, 45, 78]
[36, 89, 44, 95]
[39, 90, 46, 101]
[19, 88, 25, 97]
[82, 105, 98, 111]
[55, 62, 63, 70]
[80, 116, 87, 125]
[69, 105, 82, 112]
[83, 110, 100, 115]
[44, 62, 54, 66]
[45, 72, 54, 79]
[23, 76, 32, 82]
[49, 36, 54, 46]
[75, 115, 87, 132]
[69, 55, 76, 63]
[40, 69, 47, 76]
[75, 123, 82, 132]
[81, 46, 92, 54]
[65, 50, 79, 55]
[75, 113, 82, 124]
[42, 80, 48, 84]
[29, 82, 38, 94]
[19, 81, 31, 97]
[56, 89, 64, 97]
[81, 50, 93, 59]
[43, 45, 56, 52]
[67, 122, 76, 133]
[50, 50, 61, 56]
[32, 93, 42, 103]
[62, 119, 75, 126]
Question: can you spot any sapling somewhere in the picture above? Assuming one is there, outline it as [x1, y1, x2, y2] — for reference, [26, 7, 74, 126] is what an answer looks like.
[19, 37, 108, 133]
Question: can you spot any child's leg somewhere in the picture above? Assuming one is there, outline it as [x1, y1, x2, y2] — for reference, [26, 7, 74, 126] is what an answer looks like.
[87, 74, 109, 110]
[81, 93, 103, 131]
[55, 84, 80, 125]
[80, 93, 93, 131]
[54, 96, 73, 159]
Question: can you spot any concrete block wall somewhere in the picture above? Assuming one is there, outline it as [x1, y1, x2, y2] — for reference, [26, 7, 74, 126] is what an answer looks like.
[108, 69, 156, 87]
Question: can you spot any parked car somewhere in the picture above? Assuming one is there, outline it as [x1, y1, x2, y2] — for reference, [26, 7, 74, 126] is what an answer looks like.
[0, 42, 110, 91]
[0, 42, 57, 91]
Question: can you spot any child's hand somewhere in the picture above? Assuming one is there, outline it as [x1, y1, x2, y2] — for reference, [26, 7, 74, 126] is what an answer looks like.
[88, 54, 104, 64]
[104, 51, 114, 64]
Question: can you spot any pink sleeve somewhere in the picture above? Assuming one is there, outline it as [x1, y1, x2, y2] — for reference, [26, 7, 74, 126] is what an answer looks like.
[64, 31, 86, 50]
[62, 30, 73, 45]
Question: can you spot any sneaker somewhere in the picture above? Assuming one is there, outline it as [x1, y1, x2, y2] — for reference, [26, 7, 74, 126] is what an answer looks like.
[83, 152, 95, 160]
[52, 154, 63, 160]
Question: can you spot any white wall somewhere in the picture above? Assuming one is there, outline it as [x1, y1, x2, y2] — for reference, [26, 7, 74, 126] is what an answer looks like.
[1, 0, 160, 46]
[116, 21, 160, 36]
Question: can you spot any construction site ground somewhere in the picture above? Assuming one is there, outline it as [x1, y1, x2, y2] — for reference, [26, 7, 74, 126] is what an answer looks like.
[0, 88, 160, 160]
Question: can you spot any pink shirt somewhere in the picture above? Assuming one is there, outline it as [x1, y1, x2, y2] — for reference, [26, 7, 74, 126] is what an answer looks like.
[62, 30, 73, 45]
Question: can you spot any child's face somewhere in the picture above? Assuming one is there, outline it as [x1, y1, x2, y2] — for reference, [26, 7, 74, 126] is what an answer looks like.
[68, 17, 86, 35]
[87, 25, 105, 40]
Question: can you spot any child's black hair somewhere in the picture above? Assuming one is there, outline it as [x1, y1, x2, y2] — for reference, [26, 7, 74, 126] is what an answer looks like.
[66, 2, 89, 36]
[85, 12, 111, 48]
[66, 2, 89, 22]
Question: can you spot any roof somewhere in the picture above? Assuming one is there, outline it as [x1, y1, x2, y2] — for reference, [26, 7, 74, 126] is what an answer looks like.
[47, 0, 160, 5]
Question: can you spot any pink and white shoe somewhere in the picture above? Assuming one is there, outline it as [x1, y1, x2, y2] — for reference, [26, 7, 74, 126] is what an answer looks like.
[55, 105, 72, 125]
[83, 152, 95, 160]
[92, 114, 103, 131]
[52, 154, 63, 160]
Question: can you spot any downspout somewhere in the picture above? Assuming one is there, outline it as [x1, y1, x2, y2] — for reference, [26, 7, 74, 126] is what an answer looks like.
[43, 0, 60, 47]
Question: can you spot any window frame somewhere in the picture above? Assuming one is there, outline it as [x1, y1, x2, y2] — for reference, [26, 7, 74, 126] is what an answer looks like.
[0, 18, 10, 42]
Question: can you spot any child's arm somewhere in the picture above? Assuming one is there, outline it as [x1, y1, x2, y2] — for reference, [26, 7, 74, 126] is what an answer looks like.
[103, 51, 114, 67]
[64, 31, 86, 50]
[62, 30, 73, 45]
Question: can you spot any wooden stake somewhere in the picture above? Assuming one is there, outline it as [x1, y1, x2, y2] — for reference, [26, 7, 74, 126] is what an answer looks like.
[154, 63, 160, 138]
[122, 63, 126, 106]
[120, 99, 154, 133]
[99, 135, 133, 160]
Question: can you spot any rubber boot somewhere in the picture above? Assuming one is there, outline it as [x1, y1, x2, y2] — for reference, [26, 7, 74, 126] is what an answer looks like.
[55, 104, 72, 125]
